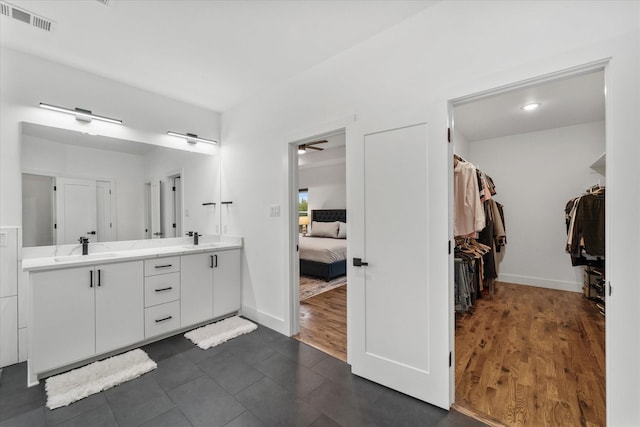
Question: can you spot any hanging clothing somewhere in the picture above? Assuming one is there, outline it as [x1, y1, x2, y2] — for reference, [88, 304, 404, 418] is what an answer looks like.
[490, 200, 507, 251]
[565, 188, 605, 266]
[454, 160, 485, 237]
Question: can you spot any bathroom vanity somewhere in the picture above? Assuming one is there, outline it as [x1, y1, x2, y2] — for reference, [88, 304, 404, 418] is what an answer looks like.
[22, 237, 241, 386]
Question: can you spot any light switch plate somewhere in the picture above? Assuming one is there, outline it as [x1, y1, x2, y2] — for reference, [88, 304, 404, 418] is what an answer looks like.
[270, 205, 281, 217]
[0, 232, 7, 247]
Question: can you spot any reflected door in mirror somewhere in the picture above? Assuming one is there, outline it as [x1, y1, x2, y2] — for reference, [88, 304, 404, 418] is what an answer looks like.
[55, 178, 97, 245]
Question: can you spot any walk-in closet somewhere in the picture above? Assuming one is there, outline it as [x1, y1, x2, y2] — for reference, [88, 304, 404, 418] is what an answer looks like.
[451, 69, 606, 427]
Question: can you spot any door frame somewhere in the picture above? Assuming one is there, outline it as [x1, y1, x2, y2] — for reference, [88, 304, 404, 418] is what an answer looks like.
[284, 116, 354, 347]
[447, 58, 611, 408]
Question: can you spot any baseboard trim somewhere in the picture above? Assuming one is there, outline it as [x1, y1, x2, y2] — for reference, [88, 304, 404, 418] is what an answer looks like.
[239, 306, 287, 335]
[498, 273, 581, 293]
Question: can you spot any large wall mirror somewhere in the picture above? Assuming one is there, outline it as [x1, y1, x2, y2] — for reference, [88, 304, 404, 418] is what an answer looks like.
[21, 122, 220, 247]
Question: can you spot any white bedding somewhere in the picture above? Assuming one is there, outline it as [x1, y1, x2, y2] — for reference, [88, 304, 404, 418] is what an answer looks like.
[299, 236, 347, 264]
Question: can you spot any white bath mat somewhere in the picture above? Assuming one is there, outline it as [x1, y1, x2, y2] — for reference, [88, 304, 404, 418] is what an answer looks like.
[185, 316, 257, 350]
[45, 348, 157, 410]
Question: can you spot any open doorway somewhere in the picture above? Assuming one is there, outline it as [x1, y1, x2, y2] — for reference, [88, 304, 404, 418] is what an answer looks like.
[450, 66, 607, 426]
[291, 131, 348, 361]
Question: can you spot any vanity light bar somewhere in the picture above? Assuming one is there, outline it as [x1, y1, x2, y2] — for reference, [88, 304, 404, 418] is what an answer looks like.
[39, 103, 123, 124]
[167, 131, 218, 145]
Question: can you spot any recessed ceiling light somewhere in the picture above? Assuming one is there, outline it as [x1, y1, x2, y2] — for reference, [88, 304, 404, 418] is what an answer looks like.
[522, 103, 541, 111]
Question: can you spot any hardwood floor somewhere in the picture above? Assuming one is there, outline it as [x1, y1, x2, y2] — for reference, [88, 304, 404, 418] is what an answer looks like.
[455, 282, 605, 427]
[295, 284, 347, 361]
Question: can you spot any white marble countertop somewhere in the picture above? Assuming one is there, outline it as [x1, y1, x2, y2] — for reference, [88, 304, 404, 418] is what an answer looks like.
[22, 236, 242, 272]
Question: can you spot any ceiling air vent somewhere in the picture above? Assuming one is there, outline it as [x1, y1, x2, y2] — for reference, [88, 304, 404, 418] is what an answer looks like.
[0, 1, 56, 32]
[0, 2, 10, 17]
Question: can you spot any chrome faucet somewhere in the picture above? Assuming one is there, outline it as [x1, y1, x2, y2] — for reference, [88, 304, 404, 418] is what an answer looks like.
[186, 231, 201, 245]
[78, 237, 90, 255]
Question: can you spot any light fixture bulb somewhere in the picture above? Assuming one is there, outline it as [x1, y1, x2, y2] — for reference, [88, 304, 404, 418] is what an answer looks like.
[522, 103, 541, 111]
[39, 103, 123, 124]
[167, 131, 217, 145]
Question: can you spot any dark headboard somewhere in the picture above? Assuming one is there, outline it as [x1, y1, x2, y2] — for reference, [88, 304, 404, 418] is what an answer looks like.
[311, 209, 346, 223]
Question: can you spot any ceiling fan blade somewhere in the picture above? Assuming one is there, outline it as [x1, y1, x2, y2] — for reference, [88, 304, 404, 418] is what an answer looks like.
[307, 146, 323, 151]
[305, 140, 328, 146]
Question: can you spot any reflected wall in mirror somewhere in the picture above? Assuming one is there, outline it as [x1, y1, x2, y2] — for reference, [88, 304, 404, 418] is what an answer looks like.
[21, 122, 219, 247]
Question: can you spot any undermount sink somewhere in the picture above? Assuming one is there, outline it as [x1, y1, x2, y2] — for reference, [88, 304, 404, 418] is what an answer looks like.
[54, 253, 118, 262]
[182, 242, 222, 249]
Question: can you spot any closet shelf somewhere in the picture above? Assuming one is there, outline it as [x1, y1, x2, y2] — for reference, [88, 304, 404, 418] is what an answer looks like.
[590, 152, 605, 176]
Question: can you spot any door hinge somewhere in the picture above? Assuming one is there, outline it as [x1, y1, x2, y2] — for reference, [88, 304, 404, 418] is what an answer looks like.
[172, 223, 176, 228]
[448, 240, 451, 255]
[172, 186, 176, 191]
[54, 223, 57, 229]
[447, 127, 451, 143]
[53, 185, 57, 191]
[109, 189, 112, 195]
[608, 281, 612, 296]
[449, 351, 452, 367]
[296, 244, 299, 252]
[110, 222, 112, 228]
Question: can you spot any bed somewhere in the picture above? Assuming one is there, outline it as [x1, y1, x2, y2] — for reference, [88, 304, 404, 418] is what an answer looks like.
[299, 209, 347, 281]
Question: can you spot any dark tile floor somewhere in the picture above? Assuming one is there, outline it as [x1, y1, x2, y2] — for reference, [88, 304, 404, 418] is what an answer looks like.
[0, 323, 487, 427]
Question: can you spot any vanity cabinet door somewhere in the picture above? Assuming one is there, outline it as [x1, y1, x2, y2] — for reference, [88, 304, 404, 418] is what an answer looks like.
[213, 249, 241, 318]
[30, 267, 95, 374]
[180, 253, 213, 327]
[95, 261, 144, 354]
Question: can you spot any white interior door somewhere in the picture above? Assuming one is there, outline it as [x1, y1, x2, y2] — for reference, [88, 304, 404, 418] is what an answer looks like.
[348, 111, 449, 408]
[96, 181, 114, 242]
[55, 177, 97, 245]
[174, 176, 182, 236]
[150, 180, 162, 238]
[163, 175, 180, 238]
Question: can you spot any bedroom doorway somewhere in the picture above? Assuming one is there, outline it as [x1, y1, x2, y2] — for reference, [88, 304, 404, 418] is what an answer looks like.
[290, 129, 348, 361]
[449, 63, 607, 426]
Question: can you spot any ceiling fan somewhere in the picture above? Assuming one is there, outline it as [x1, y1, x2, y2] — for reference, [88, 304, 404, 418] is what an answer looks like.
[298, 140, 327, 154]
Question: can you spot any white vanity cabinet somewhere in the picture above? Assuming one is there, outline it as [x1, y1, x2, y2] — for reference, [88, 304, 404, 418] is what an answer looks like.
[30, 260, 143, 375]
[143, 256, 181, 338]
[180, 249, 241, 328]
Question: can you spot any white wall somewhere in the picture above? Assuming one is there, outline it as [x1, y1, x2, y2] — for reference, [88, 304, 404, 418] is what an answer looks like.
[0, 48, 221, 368]
[219, 1, 639, 423]
[466, 121, 605, 292]
[299, 162, 346, 214]
[453, 128, 470, 160]
[0, 47, 220, 228]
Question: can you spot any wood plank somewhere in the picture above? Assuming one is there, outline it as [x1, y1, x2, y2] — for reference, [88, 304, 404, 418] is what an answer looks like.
[455, 282, 605, 427]
[294, 284, 347, 361]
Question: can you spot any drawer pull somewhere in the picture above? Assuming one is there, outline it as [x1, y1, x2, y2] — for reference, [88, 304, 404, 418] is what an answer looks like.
[155, 264, 172, 269]
[155, 316, 173, 323]
[155, 287, 173, 292]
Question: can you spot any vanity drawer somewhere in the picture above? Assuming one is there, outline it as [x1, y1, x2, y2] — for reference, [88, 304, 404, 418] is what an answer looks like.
[144, 257, 180, 276]
[144, 300, 180, 338]
[144, 273, 180, 308]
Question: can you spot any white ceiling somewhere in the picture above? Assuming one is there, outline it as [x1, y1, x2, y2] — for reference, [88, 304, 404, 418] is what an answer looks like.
[0, 0, 436, 112]
[454, 70, 605, 142]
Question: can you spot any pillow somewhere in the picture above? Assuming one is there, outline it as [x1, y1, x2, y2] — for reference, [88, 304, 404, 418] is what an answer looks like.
[309, 221, 339, 238]
[337, 221, 347, 239]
